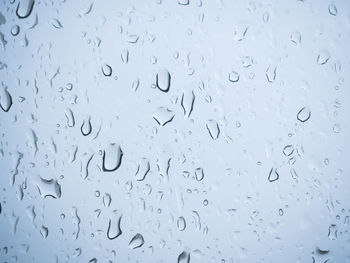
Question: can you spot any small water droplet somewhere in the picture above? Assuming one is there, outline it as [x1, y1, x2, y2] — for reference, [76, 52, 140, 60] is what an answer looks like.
[297, 107, 311, 122]
[283, 145, 294, 156]
[177, 0, 189, 5]
[36, 177, 62, 199]
[317, 50, 330, 65]
[268, 168, 279, 182]
[178, 251, 190, 263]
[102, 64, 112, 77]
[11, 25, 20, 36]
[0, 86, 13, 112]
[328, 224, 337, 240]
[81, 116, 92, 136]
[228, 71, 239, 83]
[206, 120, 220, 140]
[128, 233, 145, 249]
[135, 158, 150, 181]
[177, 216, 186, 231]
[195, 167, 204, 181]
[328, 3, 338, 16]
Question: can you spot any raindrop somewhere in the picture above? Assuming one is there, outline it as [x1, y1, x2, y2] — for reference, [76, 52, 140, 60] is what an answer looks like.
[0, 86, 13, 112]
[290, 31, 301, 45]
[107, 213, 122, 240]
[52, 18, 63, 29]
[65, 108, 75, 127]
[135, 158, 150, 181]
[36, 177, 62, 199]
[126, 34, 139, 43]
[102, 143, 123, 172]
[103, 193, 112, 207]
[266, 65, 276, 82]
[328, 3, 338, 16]
[178, 251, 190, 263]
[181, 90, 195, 118]
[333, 124, 341, 133]
[102, 64, 112, 77]
[177, 217, 186, 231]
[128, 233, 145, 249]
[195, 167, 204, 181]
[81, 116, 92, 136]
[16, 0, 35, 19]
[11, 25, 20, 36]
[328, 224, 337, 240]
[121, 49, 129, 64]
[297, 107, 311, 122]
[156, 69, 171, 92]
[317, 50, 330, 65]
[283, 145, 294, 156]
[228, 71, 239, 83]
[268, 168, 279, 182]
[177, 0, 189, 5]
[153, 107, 175, 126]
[40, 225, 48, 239]
[206, 120, 220, 140]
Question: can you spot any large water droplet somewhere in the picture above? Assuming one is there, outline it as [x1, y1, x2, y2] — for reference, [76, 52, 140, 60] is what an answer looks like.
[16, 0, 35, 19]
[156, 69, 171, 92]
[107, 213, 122, 240]
[0, 86, 12, 112]
[36, 177, 62, 199]
[102, 143, 123, 172]
[128, 233, 145, 249]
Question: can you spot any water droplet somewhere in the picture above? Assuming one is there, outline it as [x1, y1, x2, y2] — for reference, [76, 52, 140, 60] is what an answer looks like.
[268, 168, 279, 182]
[283, 145, 294, 156]
[328, 224, 337, 240]
[178, 251, 190, 263]
[181, 90, 195, 118]
[40, 225, 48, 239]
[16, 0, 35, 19]
[290, 31, 301, 45]
[135, 158, 150, 181]
[132, 78, 139, 91]
[279, 209, 284, 216]
[121, 49, 129, 64]
[36, 177, 62, 199]
[65, 108, 75, 127]
[206, 120, 220, 140]
[11, 25, 20, 36]
[107, 213, 122, 240]
[126, 34, 139, 43]
[333, 123, 341, 133]
[102, 64, 112, 77]
[102, 143, 123, 172]
[195, 167, 204, 181]
[297, 107, 311, 122]
[266, 65, 276, 82]
[228, 71, 239, 83]
[128, 233, 145, 249]
[0, 86, 12, 112]
[81, 116, 92, 136]
[153, 107, 175, 126]
[177, 216, 186, 231]
[52, 18, 63, 29]
[328, 3, 338, 16]
[317, 50, 330, 65]
[177, 0, 189, 5]
[156, 69, 171, 92]
[103, 193, 112, 207]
